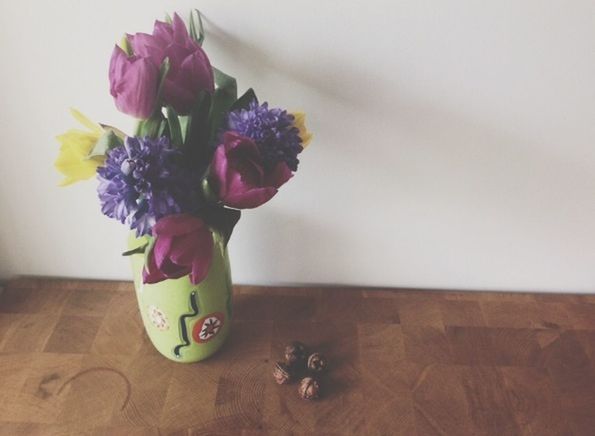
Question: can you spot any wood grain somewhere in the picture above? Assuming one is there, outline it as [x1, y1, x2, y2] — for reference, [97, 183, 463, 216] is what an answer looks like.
[0, 278, 594, 435]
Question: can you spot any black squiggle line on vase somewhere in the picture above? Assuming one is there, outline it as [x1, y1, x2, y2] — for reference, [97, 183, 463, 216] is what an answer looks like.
[174, 291, 199, 358]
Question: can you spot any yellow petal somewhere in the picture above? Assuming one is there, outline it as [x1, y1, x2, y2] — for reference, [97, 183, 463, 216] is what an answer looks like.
[54, 110, 105, 186]
[57, 131, 100, 157]
[292, 111, 313, 148]
[70, 108, 103, 135]
[54, 146, 102, 185]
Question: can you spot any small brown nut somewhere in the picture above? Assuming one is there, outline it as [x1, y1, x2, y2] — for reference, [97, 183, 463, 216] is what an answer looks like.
[273, 361, 293, 385]
[298, 377, 320, 400]
[284, 341, 307, 367]
[306, 352, 328, 373]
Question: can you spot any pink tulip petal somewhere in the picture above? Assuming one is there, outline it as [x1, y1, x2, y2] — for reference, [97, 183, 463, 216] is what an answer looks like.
[189, 239, 214, 284]
[225, 187, 278, 209]
[172, 13, 192, 45]
[143, 267, 167, 284]
[160, 258, 189, 279]
[153, 214, 203, 237]
[110, 53, 159, 119]
[153, 236, 173, 269]
[162, 78, 195, 114]
[143, 215, 215, 285]
[180, 50, 214, 93]
[224, 132, 258, 153]
[224, 134, 264, 186]
[116, 15, 213, 117]
[143, 247, 167, 284]
[211, 145, 228, 198]
[152, 20, 173, 45]
[234, 159, 263, 186]
[129, 32, 165, 66]
[169, 233, 201, 265]
[210, 132, 288, 209]
[162, 47, 213, 113]
[266, 161, 293, 188]
[108, 46, 128, 97]
[227, 171, 255, 196]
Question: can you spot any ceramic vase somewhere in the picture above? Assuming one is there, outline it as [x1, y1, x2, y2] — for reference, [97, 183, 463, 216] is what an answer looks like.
[129, 231, 232, 363]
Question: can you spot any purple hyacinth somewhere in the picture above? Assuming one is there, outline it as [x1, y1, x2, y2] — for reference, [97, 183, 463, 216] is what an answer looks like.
[97, 136, 197, 236]
[225, 99, 303, 171]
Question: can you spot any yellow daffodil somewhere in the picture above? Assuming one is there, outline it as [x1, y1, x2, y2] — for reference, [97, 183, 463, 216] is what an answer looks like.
[55, 109, 105, 186]
[292, 112, 312, 148]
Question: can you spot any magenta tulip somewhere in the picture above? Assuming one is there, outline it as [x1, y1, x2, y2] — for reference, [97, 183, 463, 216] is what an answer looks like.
[128, 13, 214, 114]
[108, 46, 160, 119]
[143, 214, 214, 285]
[210, 132, 293, 209]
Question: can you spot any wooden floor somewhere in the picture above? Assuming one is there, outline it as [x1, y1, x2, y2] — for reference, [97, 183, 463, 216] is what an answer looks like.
[0, 278, 594, 435]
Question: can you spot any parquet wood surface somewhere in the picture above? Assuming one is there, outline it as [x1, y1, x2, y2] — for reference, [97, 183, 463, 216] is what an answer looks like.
[0, 277, 594, 435]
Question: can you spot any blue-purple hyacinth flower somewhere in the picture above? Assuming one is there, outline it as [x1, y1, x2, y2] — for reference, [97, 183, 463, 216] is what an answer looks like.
[225, 100, 303, 171]
[97, 136, 197, 236]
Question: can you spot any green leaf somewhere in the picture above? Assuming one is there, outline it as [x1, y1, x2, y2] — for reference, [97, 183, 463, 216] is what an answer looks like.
[230, 88, 258, 111]
[157, 119, 168, 138]
[143, 237, 156, 271]
[86, 130, 123, 159]
[137, 114, 165, 138]
[157, 58, 171, 104]
[123, 234, 151, 256]
[164, 12, 173, 24]
[203, 206, 241, 246]
[166, 106, 183, 147]
[209, 67, 237, 142]
[185, 91, 209, 144]
[98, 124, 126, 139]
[189, 10, 205, 45]
[122, 242, 149, 256]
[120, 35, 133, 56]
[183, 91, 212, 169]
[201, 177, 218, 203]
[133, 58, 168, 139]
[179, 115, 190, 143]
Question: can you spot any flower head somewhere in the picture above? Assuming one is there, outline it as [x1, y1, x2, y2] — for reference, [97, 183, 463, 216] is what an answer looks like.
[97, 136, 198, 236]
[109, 46, 160, 119]
[127, 13, 214, 114]
[143, 214, 214, 285]
[210, 132, 292, 209]
[55, 109, 105, 186]
[225, 100, 303, 172]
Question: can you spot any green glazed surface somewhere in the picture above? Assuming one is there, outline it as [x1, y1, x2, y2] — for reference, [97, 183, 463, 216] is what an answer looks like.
[129, 232, 233, 363]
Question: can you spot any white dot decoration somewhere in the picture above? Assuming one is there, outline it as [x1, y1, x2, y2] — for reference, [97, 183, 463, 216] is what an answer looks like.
[148, 305, 169, 331]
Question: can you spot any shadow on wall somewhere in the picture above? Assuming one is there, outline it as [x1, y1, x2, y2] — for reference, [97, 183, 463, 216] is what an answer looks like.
[204, 11, 592, 194]
[202, 15, 365, 110]
[205, 15, 593, 287]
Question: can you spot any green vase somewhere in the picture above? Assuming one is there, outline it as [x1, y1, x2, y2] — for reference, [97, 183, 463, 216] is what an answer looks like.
[128, 231, 233, 363]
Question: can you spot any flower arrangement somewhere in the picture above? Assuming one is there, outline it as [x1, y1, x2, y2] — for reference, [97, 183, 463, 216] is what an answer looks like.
[55, 11, 311, 286]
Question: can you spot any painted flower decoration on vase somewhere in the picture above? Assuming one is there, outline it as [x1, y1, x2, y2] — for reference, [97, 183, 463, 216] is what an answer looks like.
[210, 132, 293, 209]
[55, 109, 107, 186]
[143, 214, 214, 285]
[97, 136, 198, 236]
[126, 13, 214, 114]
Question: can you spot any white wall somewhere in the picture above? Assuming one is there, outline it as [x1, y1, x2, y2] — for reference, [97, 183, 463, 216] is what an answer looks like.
[1, 0, 594, 292]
